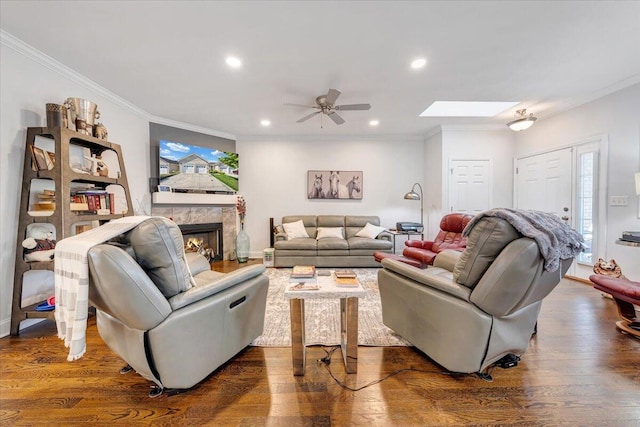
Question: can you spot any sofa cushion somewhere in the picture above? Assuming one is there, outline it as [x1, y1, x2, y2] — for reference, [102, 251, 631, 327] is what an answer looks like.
[348, 236, 393, 251]
[345, 216, 381, 238]
[355, 222, 386, 239]
[317, 237, 349, 250]
[453, 217, 520, 288]
[126, 217, 193, 298]
[274, 237, 317, 250]
[282, 215, 318, 238]
[316, 227, 344, 240]
[283, 219, 310, 239]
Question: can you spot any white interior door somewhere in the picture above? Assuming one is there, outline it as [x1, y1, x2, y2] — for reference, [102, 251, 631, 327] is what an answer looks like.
[516, 148, 572, 220]
[449, 159, 491, 214]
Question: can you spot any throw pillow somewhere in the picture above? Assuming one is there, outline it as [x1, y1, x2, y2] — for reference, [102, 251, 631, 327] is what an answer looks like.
[316, 227, 344, 240]
[355, 222, 386, 239]
[282, 220, 309, 239]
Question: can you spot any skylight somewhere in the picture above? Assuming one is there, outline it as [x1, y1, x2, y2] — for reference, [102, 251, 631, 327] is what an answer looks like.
[419, 101, 519, 117]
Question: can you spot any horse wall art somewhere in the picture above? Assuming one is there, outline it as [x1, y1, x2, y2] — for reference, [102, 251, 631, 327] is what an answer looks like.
[307, 170, 363, 199]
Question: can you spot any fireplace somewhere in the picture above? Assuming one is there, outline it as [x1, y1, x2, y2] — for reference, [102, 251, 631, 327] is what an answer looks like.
[178, 223, 223, 261]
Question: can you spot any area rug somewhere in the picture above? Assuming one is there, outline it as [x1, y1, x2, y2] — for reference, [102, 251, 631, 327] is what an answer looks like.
[251, 268, 411, 347]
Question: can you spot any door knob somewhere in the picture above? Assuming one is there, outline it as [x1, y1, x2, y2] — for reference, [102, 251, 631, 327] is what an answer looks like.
[561, 216, 569, 221]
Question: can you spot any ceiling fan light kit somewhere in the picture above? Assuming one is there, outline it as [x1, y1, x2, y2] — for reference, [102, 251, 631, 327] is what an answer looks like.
[286, 89, 371, 126]
[507, 109, 537, 131]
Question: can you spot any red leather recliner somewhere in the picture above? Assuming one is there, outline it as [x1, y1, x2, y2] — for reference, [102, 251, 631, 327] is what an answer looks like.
[403, 213, 474, 266]
[374, 213, 474, 268]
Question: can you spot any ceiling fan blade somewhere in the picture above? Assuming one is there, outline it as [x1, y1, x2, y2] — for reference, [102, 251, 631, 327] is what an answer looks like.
[325, 89, 341, 105]
[334, 103, 371, 111]
[297, 111, 321, 123]
[284, 103, 319, 109]
[328, 112, 345, 125]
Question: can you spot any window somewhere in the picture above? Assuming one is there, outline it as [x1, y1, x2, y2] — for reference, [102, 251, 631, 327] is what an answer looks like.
[576, 146, 599, 264]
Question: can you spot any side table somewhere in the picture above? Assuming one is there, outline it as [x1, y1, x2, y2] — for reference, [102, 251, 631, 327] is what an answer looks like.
[387, 229, 425, 253]
[284, 272, 366, 375]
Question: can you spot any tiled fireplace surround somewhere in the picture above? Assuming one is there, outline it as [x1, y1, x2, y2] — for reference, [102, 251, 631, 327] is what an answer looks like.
[150, 205, 238, 261]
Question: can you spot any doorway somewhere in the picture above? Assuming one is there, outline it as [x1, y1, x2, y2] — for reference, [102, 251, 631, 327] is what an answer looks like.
[449, 159, 491, 214]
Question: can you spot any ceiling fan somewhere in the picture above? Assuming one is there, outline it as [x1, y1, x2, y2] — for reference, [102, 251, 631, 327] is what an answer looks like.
[285, 89, 371, 125]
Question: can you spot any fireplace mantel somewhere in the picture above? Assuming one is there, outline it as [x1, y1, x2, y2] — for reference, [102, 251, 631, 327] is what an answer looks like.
[152, 192, 237, 206]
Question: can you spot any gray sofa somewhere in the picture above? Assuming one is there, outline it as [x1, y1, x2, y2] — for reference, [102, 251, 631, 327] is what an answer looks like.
[86, 217, 269, 396]
[378, 216, 573, 375]
[274, 215, 393, 267]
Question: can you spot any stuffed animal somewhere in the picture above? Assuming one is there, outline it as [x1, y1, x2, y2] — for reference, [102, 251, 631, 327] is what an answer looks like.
[22, 224, 56, 262]
[593, 258, 626, 280]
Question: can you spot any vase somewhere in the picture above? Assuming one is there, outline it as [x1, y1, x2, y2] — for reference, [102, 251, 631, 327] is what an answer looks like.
[236, 225, 250, 263]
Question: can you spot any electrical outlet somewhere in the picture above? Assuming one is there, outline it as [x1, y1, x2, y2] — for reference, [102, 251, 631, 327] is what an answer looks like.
[609, 195, 629, 206]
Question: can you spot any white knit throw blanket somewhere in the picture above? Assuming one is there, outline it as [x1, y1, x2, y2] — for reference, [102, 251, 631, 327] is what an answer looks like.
[54, 216, 155, 361]
[463, 208, 584, 272]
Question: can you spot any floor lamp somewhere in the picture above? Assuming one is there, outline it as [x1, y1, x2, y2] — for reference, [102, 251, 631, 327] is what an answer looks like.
[404, 183, 423, 226]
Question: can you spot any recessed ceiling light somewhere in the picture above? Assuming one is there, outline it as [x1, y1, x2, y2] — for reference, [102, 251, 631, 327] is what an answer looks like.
[369, 120, 379, 126]
[225, 56, 242, 68]
[411, 58, 427, 69]
[419, 101, 519, 117]
[260, 119, 271, 126]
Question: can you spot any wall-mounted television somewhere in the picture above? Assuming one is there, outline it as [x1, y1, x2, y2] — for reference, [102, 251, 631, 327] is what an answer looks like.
[158, 140, 238, 194]
[150, 123, 239, 194]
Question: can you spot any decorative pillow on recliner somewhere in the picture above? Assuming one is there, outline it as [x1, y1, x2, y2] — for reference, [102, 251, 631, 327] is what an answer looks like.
[355, 222, 386, 239]
[126, 217, 193, 298]
[453, 217, 520, 288]
[316, 227, 344, 240]
[282, 220, 309, 239]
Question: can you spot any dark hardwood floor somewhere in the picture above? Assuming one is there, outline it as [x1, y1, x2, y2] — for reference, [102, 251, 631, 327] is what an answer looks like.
[1, 261, 639, 426]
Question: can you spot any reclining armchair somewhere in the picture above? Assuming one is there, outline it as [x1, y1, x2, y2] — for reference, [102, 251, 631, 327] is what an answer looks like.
[374, 213, 473, 268]
[87, 217, 269, 396]
[378, 215, 573, 376]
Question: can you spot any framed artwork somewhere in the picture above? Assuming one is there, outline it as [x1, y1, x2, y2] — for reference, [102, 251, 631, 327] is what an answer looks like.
[157, 184, 172, 192]
[307, 170, 362, 199]
[30, 146, 49, 171]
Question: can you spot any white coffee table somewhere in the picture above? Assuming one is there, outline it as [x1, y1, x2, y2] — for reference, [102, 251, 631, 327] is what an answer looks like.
[284, 272, 366, 375]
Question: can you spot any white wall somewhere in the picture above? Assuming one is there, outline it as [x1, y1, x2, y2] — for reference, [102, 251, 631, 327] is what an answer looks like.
[424, 130, 443, 238]
[236, 136, 425, 255]
[0, 39, 150, 336]
[423, 127, 516, 237]
[514, 84, 640, 280]
[441, 128, 515, 212]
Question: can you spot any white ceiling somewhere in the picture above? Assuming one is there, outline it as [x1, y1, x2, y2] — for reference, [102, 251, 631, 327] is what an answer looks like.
[2, 1, 639, 138]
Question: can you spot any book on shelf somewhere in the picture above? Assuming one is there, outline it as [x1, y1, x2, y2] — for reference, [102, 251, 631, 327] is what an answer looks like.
[335, 269, 357, 278]
[335, 277, 359, 286]
[289, 283, 320, 291]
[291, 265, 316, 278]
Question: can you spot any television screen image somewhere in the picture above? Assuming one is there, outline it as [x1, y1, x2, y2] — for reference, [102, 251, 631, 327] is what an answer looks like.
[158, 140, 238, 193]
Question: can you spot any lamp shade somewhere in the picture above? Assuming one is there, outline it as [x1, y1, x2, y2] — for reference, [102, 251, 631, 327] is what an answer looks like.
[507, 109, 537, 131]
[404, 190, 421, 200]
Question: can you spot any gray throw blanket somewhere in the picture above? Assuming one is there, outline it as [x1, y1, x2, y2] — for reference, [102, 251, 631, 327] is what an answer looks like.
[463, 208, 584, 272]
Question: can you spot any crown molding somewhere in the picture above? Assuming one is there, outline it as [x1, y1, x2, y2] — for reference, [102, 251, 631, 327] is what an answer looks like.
[149, 116, 236, 140]
[537, 73, 640, 119]
[1, 30, 148, 119]
[237, 133, 424, 143]
[1, 30, 236, 141]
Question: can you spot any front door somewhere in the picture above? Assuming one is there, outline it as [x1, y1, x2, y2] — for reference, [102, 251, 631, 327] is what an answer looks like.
[516, 148, 572, 221]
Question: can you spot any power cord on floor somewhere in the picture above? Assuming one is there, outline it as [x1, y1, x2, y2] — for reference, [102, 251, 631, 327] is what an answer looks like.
[316, 346, 465, 391]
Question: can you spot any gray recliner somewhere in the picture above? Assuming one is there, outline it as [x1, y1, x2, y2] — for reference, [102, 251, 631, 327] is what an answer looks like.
[378, 216, 572, 375]
[86, 217, 269, 396]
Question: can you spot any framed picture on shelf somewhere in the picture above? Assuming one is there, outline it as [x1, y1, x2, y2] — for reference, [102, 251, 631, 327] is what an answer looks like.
[157, 185, 172, 193]
[45, 151, 55, 170]
[30, 146, 49, 171]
